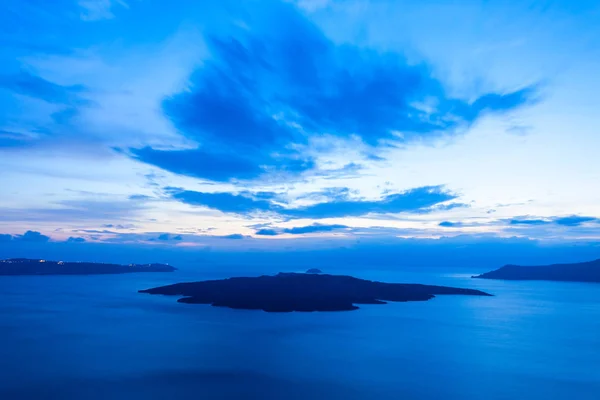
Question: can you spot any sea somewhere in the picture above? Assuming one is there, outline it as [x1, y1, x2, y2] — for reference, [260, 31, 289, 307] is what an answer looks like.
[1, 264, 599, 400]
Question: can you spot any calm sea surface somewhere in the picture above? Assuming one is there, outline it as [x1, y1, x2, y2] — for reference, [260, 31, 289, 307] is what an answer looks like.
[1, 265, 599, 399]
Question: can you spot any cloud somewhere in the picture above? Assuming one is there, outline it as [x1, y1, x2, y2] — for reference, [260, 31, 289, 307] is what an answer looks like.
[510, 218, 550, 226]
[157, 233, 183, 241]
[78, 0, 128, 21]
[131, 1, 534, 182]
[0, 234, 12, 242]
[77, 229, 117, 234]
[0, 71, 88, 105]
[170, 185, 456, 218]
[220, 234, 246, 240]
[130, 147, 297, 182]
[102, 224, 136, 229]
[509, 215, 599, 227]
[428, 202, 470, 212]
[0, 130, 36, 148]
[240, 191, 281, 201]
[315, 162, 363, 179]
[14, 230, 50, 242]
[67, 236, 86, 243]
[170, 189, 278, 214]
[255, 223, 348, 236]
[297, 187, 355, 202]
[255, 229, 280, 236]
[284, 186, 457, 218]
[293, 0, 331, 12]
[284, 223, 348, 235]
[554, 215, 598, 227]
[439, 221, 463, 227]
[129, 194, 152, 201]
[0, 199, 148, 224]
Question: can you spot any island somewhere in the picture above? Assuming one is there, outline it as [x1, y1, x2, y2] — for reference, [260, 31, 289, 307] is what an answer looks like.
[0, 258, 176, 275]
[472, 258, 600, 283]
[305, 268, 323, 274]
[139, 272, 492, 312]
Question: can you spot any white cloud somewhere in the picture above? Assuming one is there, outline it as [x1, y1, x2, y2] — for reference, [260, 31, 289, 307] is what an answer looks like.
[78, 0, 128, 21]
[292, 0, 332, 12]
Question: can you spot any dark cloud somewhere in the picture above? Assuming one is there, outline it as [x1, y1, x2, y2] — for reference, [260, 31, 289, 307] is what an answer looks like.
[131, 147, 266, 182]
[131, 2, 534, 182]
[102, 224, 136, 229]
[51, 107, 79, 124]
[14, 230, 50, 242]
[510, 218, 550, 226]
[254, 224, 348, 236]
[157, 233, 183, 241]
[0, 130, 35, 148]
[255, 229, 279, 236]
[170, 185, 456, 219]
[66, 236, 86, 243]
[76, 229, 117, 234]
[0, 234, 12, 242]
[171, 190, 278, 214]
[554, 215, 598, 227]
[285, 186, 457, 218]
[0, 70, 87, 105]
[220, 234, 246, 239]
[510, 215, 598, 227]
[129, 194, 152, 201]
[284, 224, 348, 235]
[439, 221, 463, 227]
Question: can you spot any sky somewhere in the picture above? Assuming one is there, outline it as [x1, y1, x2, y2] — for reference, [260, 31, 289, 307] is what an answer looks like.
[1, 0, 599, 256]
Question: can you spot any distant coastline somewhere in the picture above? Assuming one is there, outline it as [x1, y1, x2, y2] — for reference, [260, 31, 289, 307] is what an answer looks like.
[473, 259, 600, 283]
[0, 258, 176, 276]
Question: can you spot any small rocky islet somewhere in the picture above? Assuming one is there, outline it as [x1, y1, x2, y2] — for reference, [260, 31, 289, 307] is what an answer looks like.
[139, 271, 492, 312]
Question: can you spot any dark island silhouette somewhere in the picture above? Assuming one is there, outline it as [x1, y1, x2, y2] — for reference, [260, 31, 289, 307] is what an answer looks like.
[473, 258, 600, 283]
[0, 258, 176, 275]
[139, 272, 492, 312]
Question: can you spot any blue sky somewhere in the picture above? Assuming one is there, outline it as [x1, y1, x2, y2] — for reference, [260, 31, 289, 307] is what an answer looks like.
[1, 0, 599, 252]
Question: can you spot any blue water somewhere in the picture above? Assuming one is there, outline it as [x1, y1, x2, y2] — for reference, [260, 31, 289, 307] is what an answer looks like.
[1, 265, 599, 399]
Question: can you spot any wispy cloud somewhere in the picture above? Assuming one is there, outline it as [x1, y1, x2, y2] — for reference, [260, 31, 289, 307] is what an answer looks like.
[0, 199, 148, 224]
[169, 185, 457, 219]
